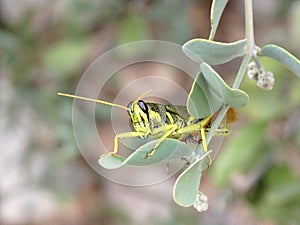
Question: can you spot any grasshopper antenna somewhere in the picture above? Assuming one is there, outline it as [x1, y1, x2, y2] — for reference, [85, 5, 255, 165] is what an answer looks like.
[134, 89, 152, 104]
[57, 92, 130, 111]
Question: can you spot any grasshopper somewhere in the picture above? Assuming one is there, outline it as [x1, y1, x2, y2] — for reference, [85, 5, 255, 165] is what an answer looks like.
[58, 91, 237, 162]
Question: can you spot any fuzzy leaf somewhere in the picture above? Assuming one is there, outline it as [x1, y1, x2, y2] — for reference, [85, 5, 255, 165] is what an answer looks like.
[260, 44, 300, 78]
[125, 139, 190, 166]
[98, 139, 191, 169]
[182, 39, 246, 65]
[173, 150, 212, 207]
[187, 72, 223, 118]
[200, 63, 249, 108]
[209, 0, 229, 39]
[98, 154, 125, 169]
[187, 65, 249, 119]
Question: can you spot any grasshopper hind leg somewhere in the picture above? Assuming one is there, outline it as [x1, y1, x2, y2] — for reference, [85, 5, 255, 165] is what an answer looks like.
[145, 124, 178, 158]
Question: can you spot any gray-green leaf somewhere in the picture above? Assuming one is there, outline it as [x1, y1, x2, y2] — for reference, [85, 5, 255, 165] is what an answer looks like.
[173, 150, 212, 207]
[98, 139, 191, 169]
[260, 44, 300, 78]
[209, 0, 229, 40]
[200, 63, 249, 109]
[187, 64, 249, 119]
[182, 39, 246, 65]
[187, 72, 223, 118]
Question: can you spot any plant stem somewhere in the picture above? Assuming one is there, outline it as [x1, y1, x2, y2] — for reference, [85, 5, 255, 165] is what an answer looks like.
[200, 0, 255, 159]
[206, 105, 228, 144]
[245, 0, 255, 54]
[206, 52, 250, 144]
[233, 0, 255, 89]
[207, 0, 255, 137]
[232, 53, 252, 89]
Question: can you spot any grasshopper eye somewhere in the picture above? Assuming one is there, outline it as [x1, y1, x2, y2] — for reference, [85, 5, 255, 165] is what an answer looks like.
[127, 100, 148, 116]
[127, 101, 134, 114]
[137, 100, 148, 114]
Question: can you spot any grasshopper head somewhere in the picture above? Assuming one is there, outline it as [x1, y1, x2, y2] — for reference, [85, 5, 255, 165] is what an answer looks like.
[127, 100, 151, 135]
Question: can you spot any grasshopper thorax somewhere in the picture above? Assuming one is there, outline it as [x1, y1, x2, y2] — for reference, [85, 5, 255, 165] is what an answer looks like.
[127, 100, 151, 136]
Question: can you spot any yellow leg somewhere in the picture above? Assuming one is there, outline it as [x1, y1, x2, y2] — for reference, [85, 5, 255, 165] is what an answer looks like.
[146, 116, 213, 161]
[175, 116, 212, 137]
[146, 124, 178, 157]
[199, 126, 212, 166]
[111, 131, 143, 155]
[174, 116, 212, 165]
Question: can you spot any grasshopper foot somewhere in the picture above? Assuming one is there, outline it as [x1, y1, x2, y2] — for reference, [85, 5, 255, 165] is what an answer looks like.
[145, 148, 156, 158]
[100, 152, 116, 158]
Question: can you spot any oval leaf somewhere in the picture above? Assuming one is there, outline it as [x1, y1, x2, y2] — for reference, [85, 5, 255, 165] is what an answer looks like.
[209, 0, 229, 39]
[200, 63, 249, 108]
[187, 72, 223, 118]
[260, 44, 300, 78]
[182, 39, 246, 65]
[99, 139, 191, 169]
[173, 150, 212, 207]
[125, 139, 190, 167]
[98, 154, 125, 169]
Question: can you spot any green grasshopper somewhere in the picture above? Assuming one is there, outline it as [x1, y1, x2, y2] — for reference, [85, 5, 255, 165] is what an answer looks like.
[58, 91, 237, 162]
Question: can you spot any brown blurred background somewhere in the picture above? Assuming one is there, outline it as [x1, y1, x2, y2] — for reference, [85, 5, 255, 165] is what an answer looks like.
[1, 0, 300, 224]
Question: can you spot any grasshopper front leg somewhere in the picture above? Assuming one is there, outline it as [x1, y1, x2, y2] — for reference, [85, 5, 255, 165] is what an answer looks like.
[110, 131, 144, 155]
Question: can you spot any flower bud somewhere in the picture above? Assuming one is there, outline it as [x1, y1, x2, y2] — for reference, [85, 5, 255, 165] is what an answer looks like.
[257, 71, 274, 90]
[193, 192, 209, 212]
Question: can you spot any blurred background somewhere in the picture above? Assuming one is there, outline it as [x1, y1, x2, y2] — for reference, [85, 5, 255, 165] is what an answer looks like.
[1, 0, 300, 224]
